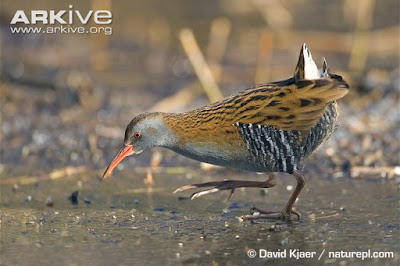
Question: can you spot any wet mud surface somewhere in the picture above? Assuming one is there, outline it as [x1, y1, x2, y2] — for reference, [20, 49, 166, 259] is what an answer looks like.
[1, 169, 399, 265]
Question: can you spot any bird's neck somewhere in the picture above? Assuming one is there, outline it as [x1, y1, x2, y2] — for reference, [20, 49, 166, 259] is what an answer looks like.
[141, 112, 181, 148]
[161, 112, 199, 144]
[161, 109, 238, 149]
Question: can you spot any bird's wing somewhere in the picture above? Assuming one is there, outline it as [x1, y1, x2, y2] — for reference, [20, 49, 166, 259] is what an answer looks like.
[229, 43, 349, 132]
[229, 75, 349, 132]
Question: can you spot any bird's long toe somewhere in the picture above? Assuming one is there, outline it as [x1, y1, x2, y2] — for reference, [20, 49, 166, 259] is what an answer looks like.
[173, 179, 276, 200]
[242, 212, 285, 221]
[173, 184, 199, 194]
[242, 207, 301, 220]
[190, 187, 234, 200]
[173, 180, 237, 200]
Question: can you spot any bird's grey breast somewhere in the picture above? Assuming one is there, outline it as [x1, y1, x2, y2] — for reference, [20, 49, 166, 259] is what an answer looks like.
[168, 141, 268, 172]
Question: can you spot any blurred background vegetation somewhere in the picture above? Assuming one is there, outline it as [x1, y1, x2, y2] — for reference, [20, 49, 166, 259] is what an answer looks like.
[1, 0, 399, 181]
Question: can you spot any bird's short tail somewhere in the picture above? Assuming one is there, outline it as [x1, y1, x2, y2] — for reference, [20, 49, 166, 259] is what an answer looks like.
[293, 43, 349, 103]
[294, 43, 322, 81]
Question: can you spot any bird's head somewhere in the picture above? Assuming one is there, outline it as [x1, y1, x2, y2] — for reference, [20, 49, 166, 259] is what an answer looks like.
[102, 112, 175, 179]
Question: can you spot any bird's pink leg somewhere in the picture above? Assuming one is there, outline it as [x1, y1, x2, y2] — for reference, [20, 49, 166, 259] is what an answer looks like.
[242, 171, 305, 220]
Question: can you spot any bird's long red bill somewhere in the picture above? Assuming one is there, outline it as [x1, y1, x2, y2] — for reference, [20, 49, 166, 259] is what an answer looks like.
[102, 145, 134, 180]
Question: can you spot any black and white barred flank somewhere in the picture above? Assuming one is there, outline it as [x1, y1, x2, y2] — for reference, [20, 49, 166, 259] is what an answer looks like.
[235, 102, 339, 174]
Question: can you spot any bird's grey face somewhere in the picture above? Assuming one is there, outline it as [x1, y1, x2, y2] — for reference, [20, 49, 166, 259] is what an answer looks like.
[103, 112, 175, 179]
[124, 115, 167, 153]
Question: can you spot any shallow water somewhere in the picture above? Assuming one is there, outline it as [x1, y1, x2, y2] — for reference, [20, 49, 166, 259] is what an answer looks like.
[1, 170, 398, 265]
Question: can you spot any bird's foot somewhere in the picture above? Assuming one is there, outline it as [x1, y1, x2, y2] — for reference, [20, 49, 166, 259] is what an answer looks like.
[173, 177, 276, 201]
[242, 207, 301, 221]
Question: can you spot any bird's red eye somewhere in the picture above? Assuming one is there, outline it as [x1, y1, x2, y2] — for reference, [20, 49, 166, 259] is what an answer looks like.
[134, 132, 141, 139]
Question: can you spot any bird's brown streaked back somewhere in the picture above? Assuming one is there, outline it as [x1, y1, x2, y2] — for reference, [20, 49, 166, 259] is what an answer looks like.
[164, 67, 348, 140]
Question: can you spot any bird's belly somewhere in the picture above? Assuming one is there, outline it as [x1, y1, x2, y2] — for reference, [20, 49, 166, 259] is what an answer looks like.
[168, 142, 272, 172]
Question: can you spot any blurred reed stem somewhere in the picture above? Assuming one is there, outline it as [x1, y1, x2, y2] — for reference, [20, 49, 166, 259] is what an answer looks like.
[90, 0, 111, 71]
[179, 28, 224, 102]
[207, 17, 232, 82]
[348, 0, 375, 79]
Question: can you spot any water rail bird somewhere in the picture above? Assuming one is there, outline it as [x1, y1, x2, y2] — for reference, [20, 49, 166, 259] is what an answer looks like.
[102, 44, 349, 220]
